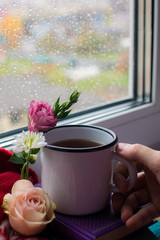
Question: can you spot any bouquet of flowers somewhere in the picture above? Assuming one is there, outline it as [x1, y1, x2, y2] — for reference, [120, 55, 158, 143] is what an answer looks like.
[2, 90, 80, 236]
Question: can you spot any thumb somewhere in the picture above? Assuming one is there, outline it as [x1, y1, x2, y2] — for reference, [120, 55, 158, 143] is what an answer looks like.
[116, 143, 160, 184]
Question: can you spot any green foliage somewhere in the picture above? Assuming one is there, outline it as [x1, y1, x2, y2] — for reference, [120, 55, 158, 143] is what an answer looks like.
[74, 71, 128, 91]
[45, 65, 67, 86]
[9, 153, 25, 165]
[53, 90, 80, 119]
[0, 57, 32, 75]
[31, 148, 40, 154]
[8, 148, 40, 166]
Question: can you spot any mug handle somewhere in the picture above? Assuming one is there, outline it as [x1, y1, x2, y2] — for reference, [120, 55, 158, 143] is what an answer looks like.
[110, 152, 137, 192]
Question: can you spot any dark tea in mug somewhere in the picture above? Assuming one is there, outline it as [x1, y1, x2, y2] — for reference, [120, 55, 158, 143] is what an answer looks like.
[51, 139, 102, 148]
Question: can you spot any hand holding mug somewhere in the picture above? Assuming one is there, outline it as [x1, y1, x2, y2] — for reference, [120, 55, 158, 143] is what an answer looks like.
[112, 143, 160, 230]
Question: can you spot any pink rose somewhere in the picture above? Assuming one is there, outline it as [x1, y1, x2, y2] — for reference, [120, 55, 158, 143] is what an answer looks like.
[28, 100, 57, 132]
[2, 180, 56, 236]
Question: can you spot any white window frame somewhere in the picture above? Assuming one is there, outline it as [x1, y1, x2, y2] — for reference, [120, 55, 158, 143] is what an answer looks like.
[81, 0, 160, 149]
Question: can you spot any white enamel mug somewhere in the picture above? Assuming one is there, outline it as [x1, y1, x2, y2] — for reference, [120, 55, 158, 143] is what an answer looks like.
[41, 125, 137, 215]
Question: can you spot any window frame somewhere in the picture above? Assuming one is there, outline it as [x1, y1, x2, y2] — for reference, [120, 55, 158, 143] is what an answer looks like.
[1, 0, 160, 150]
[93, 0, 160, 148]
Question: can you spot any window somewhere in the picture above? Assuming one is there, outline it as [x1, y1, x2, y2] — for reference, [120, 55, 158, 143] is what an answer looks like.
[0, 0, 158, 148]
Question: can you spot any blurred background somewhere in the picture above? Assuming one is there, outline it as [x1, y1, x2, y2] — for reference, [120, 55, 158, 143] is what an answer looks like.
[0, 0, 131, 133]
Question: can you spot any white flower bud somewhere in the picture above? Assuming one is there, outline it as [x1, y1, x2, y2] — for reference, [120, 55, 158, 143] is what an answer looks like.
[29, 154, 37, 164]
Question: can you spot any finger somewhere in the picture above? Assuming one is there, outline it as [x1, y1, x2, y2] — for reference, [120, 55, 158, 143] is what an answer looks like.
[134, 161, 143, 172]
[144, 167, 160, 210]
[113, 162, 128, 193]
[114, 162, 129, 177]
[113, 169, 146, 194]
[125, 203, 160, 230]
[115, 154, 143, 174]
[133, 171, 146, 190]
[121, 188, 150, 223]
[112, 192, 125, 213]
[112, 173, 148, 215]
[116, 143, 160, 183]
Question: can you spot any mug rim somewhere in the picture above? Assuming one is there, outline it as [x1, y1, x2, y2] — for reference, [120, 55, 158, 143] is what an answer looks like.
[44, 125, 118, 152]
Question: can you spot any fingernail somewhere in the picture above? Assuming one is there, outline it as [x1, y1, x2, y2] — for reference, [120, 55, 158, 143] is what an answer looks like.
[117, 143, 129, 151]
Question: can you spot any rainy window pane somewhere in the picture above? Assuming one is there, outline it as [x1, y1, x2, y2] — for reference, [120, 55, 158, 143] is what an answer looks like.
[0, 0, 132, 133]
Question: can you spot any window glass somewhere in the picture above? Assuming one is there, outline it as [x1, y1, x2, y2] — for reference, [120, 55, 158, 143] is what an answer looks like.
[0, 0, 131, 133]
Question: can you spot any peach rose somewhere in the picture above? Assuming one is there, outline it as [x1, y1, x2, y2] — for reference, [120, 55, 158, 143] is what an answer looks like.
[2, 180, 56, 236]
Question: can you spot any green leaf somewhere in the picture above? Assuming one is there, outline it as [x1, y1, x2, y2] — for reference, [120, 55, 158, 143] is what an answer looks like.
[28, 115, 31, 126]
[61, 102, 68, 109]
[53, 96, 60, 117]
[21, 151, 28, 159]
[9, 153, 25, 165]
[31, 148, 40, 154]
[53, 90, 80, 120]
[57, 110, 71, 119]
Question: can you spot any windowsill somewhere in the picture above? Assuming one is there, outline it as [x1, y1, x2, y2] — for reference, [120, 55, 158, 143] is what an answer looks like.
[1, 99, 160, 149]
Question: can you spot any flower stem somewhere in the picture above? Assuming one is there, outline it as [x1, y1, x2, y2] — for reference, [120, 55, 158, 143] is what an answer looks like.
[21, 150, 31, 180]
[26, 151, 31, 180]
[21, 162, 27, 179]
